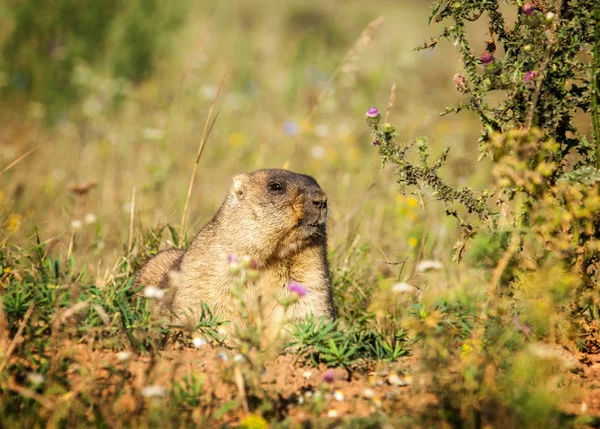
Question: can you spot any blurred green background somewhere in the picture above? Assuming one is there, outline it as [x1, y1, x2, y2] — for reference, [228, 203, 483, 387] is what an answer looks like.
[0, 0, 489, 276]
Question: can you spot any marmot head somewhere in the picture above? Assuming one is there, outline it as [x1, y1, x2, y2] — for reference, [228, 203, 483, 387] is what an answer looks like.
[224, 169, 328, 263]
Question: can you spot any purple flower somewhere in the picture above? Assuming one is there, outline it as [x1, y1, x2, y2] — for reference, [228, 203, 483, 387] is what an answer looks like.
[524, 70, 539, 83]
[480, 52, 495, 66]
[227, 254, 238, 265]
[283, 120, 299, 137]
[521, 3, 535, 16]
[323, 369, 335, 383]
[371, 137, 381, 146]
[288, 281, 307, 297]
[366, 107, 379, 118]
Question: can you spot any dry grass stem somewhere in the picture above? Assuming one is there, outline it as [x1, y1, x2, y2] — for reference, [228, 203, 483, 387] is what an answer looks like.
[0, 303, 36, 374]
[305, 15, 384, 123]
[180, 63, 231, 239]
[127, 186, 136, 255]
[384, 83, 397, 124]
[0, 143, 41, 176]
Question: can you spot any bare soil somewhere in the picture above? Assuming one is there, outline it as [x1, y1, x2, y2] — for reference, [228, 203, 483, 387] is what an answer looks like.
[64, 343, 600, 425]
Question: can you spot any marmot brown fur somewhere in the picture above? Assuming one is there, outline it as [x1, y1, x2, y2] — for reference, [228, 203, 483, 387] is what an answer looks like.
[134, 169, 334, 344]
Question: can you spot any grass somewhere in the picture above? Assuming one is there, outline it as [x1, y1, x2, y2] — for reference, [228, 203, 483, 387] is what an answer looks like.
[0, 0, 599, 427]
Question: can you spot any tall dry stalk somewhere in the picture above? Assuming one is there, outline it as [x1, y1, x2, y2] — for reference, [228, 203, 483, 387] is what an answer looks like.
[305, 16, 384, 123]
[284, 16, 384, 168]
[180, 64, 231, 240]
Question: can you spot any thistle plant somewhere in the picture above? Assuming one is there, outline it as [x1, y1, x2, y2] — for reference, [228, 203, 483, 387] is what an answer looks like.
[367, 0, 600, 292]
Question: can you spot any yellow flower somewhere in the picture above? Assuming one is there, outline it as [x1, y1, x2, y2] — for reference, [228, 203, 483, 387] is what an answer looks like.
[408, 237, 418, 248]
[239, 415, 269, 429]
[5, 213, 22, 233]
[228, 132, 246, 147]
[407, 197, 419, 208]
[300, 120, 313, 136]
[461, 341, 474, 359]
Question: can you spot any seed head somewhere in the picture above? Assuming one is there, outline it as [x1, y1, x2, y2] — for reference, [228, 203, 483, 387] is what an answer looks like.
[453, 73, 468, 93]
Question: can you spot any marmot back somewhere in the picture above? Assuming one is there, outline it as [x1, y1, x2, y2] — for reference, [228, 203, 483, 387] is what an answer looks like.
[134, 169, 334, 345]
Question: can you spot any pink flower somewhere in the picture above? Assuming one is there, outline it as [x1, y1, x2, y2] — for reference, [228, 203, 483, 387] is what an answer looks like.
[323, 368, 335, 383]
[480, 52, 495, 66]
[366, 107, 379, 118]
[522, 3, 535, 16]
[524, 70, 539, 83]
[288, 281, 307, 297]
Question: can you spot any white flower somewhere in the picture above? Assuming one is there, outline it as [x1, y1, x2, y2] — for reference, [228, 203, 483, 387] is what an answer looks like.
[116, 351, 131, 361]
[141, 385, 166, 398]
[71, 219, 82, 230]
[333, 390, 345, 401]
[192, 337, 207, 348]
[142, 128, 165, 140]
[363, 388, 375, 399]
[416, 260, 443, 273]
[310, 146, 326, 160]
[388, 372, 413, 386]
[143, 286, 165, 299]
[327, 409, 339, 418]
[391, 282, 417, 294]
[302, 371, 312, 380]
[27, 372, 45, 386]
[233, 353, 244, 362]
[314, 124, 329, 138]
[200, 85, 218, 100]
[546, 12, 555, 20]
[84, 213, 97, 225]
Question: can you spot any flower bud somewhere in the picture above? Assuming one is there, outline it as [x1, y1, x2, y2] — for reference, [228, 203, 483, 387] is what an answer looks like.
[521, 3, 535, 16]
[480, 52, 494, 66]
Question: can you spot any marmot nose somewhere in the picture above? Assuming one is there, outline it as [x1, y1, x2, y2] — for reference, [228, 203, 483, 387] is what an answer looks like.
[312, 194, 327, 210]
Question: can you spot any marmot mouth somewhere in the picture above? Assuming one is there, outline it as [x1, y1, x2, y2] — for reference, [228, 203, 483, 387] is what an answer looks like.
[296, 218, 323, 228]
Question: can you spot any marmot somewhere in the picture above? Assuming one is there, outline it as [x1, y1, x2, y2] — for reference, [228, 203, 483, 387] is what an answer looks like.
[134, 169, 334, 344]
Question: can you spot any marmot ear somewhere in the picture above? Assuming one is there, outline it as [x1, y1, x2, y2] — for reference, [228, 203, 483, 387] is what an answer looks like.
[231, 174, 246, 202]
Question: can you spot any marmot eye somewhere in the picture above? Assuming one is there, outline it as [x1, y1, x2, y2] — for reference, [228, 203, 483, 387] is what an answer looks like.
[269, 182, 283, 191]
